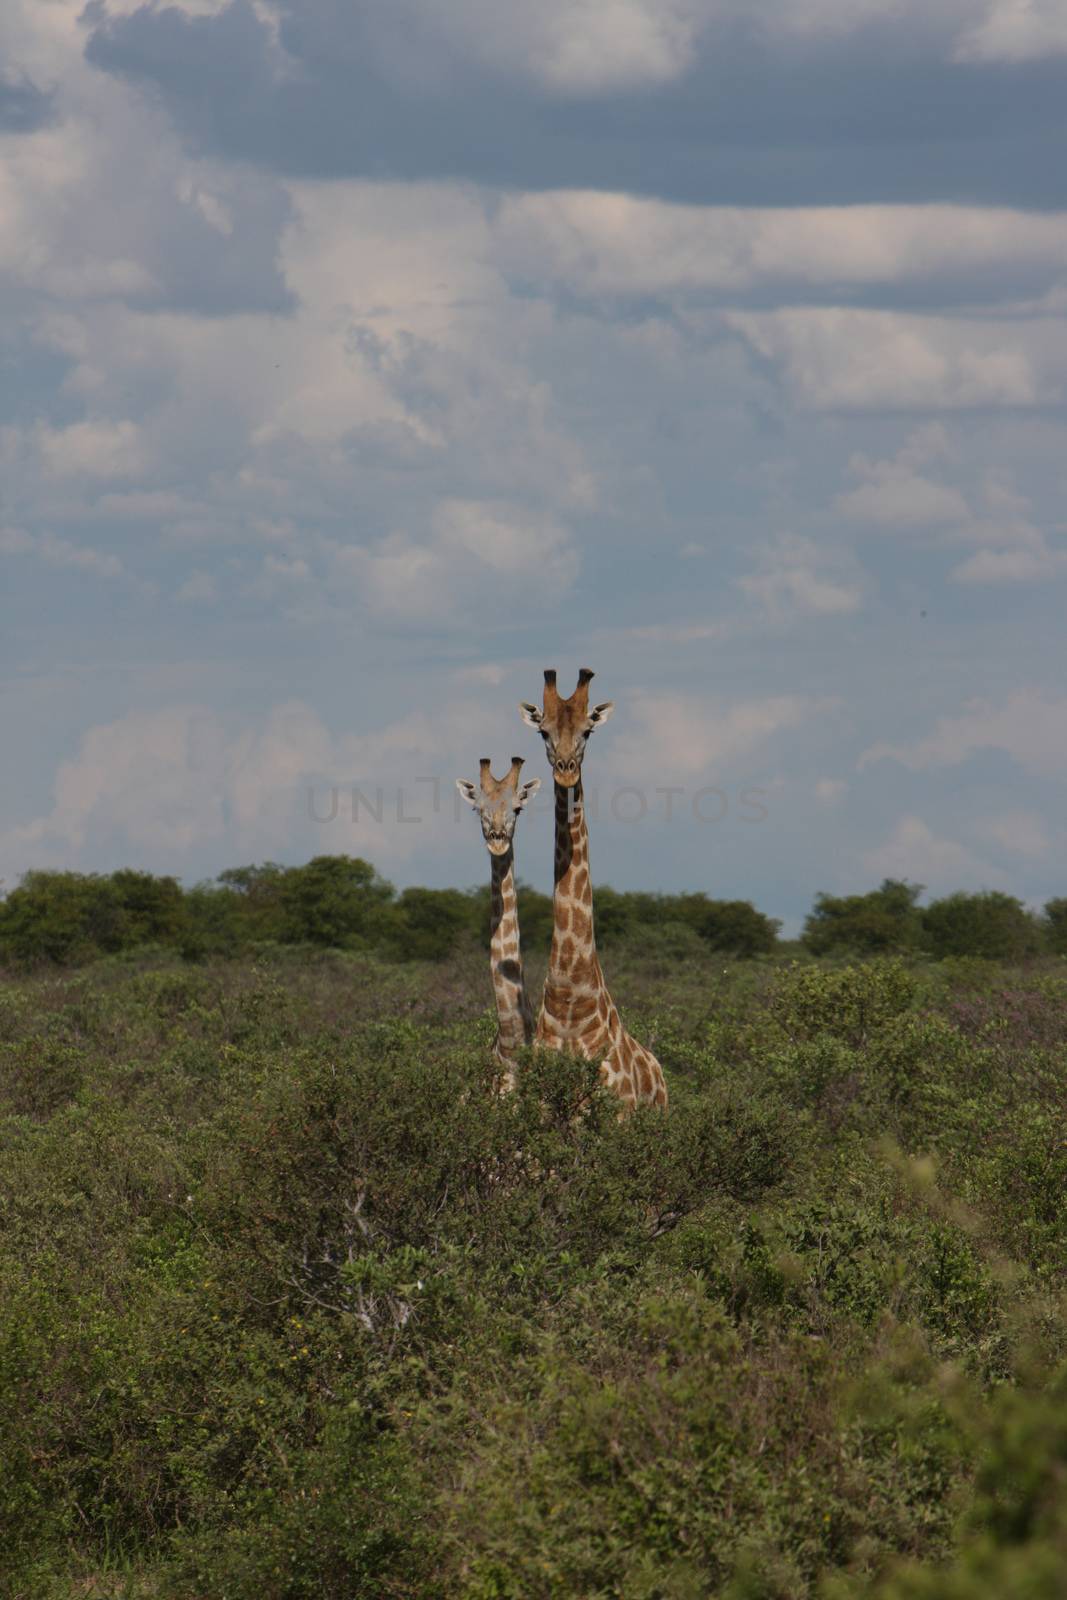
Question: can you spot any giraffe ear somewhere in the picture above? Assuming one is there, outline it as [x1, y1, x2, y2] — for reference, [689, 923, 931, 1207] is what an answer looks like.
[514, 778, 541, 810]
[456, 778, 479, 809]
[519, 701, 543, 728]
[588, 700, 614, 727]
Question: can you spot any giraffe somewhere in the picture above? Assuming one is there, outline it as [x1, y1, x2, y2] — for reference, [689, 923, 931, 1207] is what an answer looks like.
[456, 756, 540, 1090]
[520, 669, 668, 1110]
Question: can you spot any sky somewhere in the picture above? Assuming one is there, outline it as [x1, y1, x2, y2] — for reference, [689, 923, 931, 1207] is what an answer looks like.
[3, 0, 1067, 932]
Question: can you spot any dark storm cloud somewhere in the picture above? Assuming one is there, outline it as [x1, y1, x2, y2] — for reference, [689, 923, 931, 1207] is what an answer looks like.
[83, 0, 1067, 207]
[0, 73, 56, 134]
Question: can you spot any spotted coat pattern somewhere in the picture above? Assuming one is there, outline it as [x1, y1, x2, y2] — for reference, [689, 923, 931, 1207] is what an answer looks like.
[537, 779, 668, 1110]
[457, 757, 538, 1092]
[489, 844, 534, 1091]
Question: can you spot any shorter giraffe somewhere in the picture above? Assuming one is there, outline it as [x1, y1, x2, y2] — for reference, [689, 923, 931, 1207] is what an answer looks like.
[521, 669, 668, 1110]
[457, 756, 540, 1089]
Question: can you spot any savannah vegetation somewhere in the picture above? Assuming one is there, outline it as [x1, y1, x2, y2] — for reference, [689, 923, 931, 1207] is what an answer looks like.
[1, 857, 1063, 968]
[4, 861, 1067, 1595]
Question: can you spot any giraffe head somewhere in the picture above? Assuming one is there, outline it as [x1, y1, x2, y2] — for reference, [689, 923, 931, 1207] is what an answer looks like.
[456, 756, 540, 856]
[520, 667, 614, 787]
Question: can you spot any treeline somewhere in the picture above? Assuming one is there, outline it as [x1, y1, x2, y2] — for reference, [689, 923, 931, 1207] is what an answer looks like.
[0, 860, 1064, 968]
[0, 858, 779, 967]
[804, 878, 1067, 961]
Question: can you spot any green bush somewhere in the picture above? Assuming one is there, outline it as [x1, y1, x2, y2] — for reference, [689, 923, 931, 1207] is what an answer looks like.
[771, 958, 918, 1046]
[393, 887, 475, 960]
[1042, 897, 1067, 956]
[592, 887, 779, 956]
[278, 855, 395, 947]
[677, 894, 780, 956]
[923, 891, 1042, 962]
[0, 868, 187, 965]
[0, 871, 126, 963]
[803, 879, 924, 956]
[6, 926, 1067, 1592]
[5, 859, 1055, 974]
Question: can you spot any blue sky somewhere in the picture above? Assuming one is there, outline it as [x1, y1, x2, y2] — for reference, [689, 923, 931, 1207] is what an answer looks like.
[3, 0, 1067, 931]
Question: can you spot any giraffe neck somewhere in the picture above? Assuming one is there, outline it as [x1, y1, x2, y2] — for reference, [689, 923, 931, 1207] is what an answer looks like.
[534, 778, 666, 1109]
[490, 846, 533, 1060]
[537, 778, 612, 1045]
[552, 775, 596, 936]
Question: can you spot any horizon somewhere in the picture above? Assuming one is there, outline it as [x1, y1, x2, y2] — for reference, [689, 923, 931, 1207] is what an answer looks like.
[3, 842, 1057, 949]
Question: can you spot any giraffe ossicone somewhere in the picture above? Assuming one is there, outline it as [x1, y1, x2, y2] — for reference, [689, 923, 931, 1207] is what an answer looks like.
[456, 755, 540, 1090]
[521, 668, 668, 1111]
[520, 666, 614, 788]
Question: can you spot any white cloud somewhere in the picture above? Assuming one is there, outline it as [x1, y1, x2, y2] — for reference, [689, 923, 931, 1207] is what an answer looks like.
[0, 524, 124, 578]
[35, 418, 145, 480]
[376, 0, 704, 94]
[836, 423, 972, 529]
[396, 0, 1067, 100]
[496, 193, 1067, 303]
[0, 695, 516, 884]
[974, 809, 1051, 857]
[725, 308, 1061, 411]
[863, 814, 1006, 891]
[517, 0, 701, 92]
[176, 570, 218, 604]
[814, 777, 847, 803]
[952, 543, 1067, 582]
[421, 0, 1067, 85]
[605, 691, 827, 780]
[947, 476, 1067, 579]
[0, 174, 598, 598]
[955, 0, 1067, 61]
[0, 707, 232, 868]
[435, 498, 575, 578]
[601, 621, 733, 644]
[331, 499, 578, 620]
[0, 40, 291, 321]
[737, 534, 863, 619]
[837, 468, 969, 527]
[860, 689, 1067, 777]
[452, 663, 507, 686]
[834, 433, 1067, 583]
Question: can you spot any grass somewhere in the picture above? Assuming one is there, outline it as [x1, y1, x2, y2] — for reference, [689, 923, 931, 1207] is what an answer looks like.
[3, 941, 1067, 1596]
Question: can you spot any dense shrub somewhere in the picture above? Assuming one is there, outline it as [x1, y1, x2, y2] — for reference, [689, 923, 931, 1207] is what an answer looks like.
[805, 883, 1049, 964]
[922, 891, 1042, 961]
[278, 854, 396, 947]
[593, 886, 779, 955]
[803, 879, 925, 955]
[391, 887, 473, 961]
[1042, 897, 1067, 956]
[4, 947, 1067, 1595]
[0, 868, 185, 964]
[678, 893, 781, 955]
[6, 858, 1061, 974]
[215, 862, 288, 937]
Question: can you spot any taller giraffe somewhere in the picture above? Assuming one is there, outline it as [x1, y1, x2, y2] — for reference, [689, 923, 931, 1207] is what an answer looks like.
[520, 669, 667, 1110]
[457, 756, 540, 1090]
